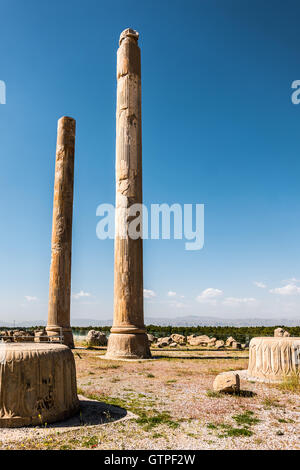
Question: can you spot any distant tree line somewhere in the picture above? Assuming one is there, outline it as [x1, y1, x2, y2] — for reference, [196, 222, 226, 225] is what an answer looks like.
[71, 325, 300, 343]
[2, 325, 299, 344]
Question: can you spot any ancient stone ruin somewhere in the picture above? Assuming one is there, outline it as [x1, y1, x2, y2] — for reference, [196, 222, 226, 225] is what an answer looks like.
[46, 117, 76, 349]
[247, 336, 300, 382]
[274, 327, 290, 337]
[0, 328, 52, 343]
[0, 117, 78, 427]
[86, 330, 108, 347]
[1, 27, 299, 432]
[213, 371, 240, 394]
[105, 29, 151, 360]
[0, 343, 79, 427]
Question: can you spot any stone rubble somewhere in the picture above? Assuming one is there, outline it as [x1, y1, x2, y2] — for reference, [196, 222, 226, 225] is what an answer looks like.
[213, 371, 240, 393]
[86, 330, 108, 347]
[274, 327, 290, 337]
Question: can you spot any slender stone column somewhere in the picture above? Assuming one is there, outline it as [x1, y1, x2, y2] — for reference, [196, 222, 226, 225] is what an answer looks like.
[106, 29, 151, 359]
[46, 117, 76, 349]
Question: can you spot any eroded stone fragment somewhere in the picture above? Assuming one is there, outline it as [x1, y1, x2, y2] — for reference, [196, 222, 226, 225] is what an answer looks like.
[213, 372, 240, 394]
[171, 334, 186, 344]
[274, 328, 285, 337]
[86, 330, 107, 347]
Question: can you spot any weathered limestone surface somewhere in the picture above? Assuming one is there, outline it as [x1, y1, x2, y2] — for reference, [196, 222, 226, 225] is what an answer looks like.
[225, 336, 236, 347]
[213, 372, 240, 393]
[232, 341, 242, 350]
[188, 335, 210, 346]
[247, 337, 300, 382]
[274, 327, 290, 337]
[0, 343, 79, 427]
[46, 117, 76, 348]
[157, 337, 173, 348]
[170, 334, 186, 344]
[86, 330, 108, 347]
[106, 29, 151, 359]
[34, 328, 48, 343]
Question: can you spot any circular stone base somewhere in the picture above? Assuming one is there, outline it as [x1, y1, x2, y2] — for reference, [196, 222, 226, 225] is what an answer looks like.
[105, 333, 151, 360]
[247, 336, 300, 382]
[0, 343, 79, 428]
[235, 369, 282, 384]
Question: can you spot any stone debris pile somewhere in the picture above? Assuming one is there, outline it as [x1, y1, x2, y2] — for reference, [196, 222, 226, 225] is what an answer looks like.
[148, 334, 247, 349]
[274, 327, 290, 337]
[86, 330, 108, 347]
[0, 329, 51, 343]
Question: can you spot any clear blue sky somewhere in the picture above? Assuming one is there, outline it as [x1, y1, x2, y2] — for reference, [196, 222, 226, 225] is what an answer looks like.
[1, 0, 300, 323]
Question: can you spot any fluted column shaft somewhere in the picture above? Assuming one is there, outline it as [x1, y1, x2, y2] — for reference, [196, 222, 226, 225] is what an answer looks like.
[106, 29, 150, 359]
[46, 117, 76, 349]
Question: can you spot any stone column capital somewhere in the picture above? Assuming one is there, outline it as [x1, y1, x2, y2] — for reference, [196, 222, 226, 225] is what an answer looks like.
[119, 28, 139, 46]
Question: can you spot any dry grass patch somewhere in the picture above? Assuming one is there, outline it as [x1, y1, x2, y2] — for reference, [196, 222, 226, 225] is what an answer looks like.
[3, 347, 298, 450]
[276, 374, 300, 395]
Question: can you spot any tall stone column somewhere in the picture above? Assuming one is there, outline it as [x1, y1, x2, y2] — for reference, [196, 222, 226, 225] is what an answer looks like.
[46, 117, 76, 349]
[106, 29, 151, 359]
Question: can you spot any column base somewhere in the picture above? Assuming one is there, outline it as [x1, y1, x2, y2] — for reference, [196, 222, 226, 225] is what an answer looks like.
[46, 326, 74, 349]
[105, 333, 151, 360]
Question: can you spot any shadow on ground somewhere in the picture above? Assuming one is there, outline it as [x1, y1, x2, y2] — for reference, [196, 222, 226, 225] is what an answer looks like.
[238, 390, 256, 397]
[52, 396, 129, 428]
[152, 348, 248, 352]
[152, 354, 248, 360]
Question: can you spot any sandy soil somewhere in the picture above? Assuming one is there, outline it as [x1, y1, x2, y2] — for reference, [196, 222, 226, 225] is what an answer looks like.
[0, 346, 299, 450]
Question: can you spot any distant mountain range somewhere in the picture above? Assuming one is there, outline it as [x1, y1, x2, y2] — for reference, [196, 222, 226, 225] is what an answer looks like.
[143, 316, 300, 327]
[0, 315, 299, 327]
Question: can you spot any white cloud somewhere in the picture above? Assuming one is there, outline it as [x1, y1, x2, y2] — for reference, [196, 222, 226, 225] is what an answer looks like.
[223, 297, 256, 306]
[282, 278, 300, 284]
[167, 291, 177, 297]
[196, 288, 223, 304]
[270, 284, 300, 296]
[73, 290, 91, 300]
[25, 296, 38, 302]
[253, 281, 266, 288]
[144, 289, 156, 299]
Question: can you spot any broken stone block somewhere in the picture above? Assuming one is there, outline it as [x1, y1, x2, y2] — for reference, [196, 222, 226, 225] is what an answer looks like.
[213, 372, 240, 394]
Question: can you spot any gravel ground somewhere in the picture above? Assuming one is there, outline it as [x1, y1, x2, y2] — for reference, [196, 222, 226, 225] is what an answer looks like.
[0, 346, 299, 450]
